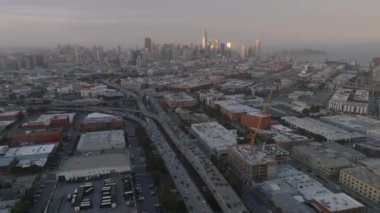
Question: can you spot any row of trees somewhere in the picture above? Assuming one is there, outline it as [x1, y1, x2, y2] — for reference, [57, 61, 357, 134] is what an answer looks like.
[135, 126, 187, 213]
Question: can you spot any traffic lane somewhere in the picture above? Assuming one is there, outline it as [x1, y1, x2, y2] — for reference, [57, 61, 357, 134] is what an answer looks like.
[31, 180, 56, 213]
[146, 124, 212, 213]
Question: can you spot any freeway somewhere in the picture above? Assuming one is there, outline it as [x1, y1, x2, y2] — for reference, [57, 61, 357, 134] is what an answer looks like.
[103, 81, 248, 213]
[148, 98, 248, 213]
[52, 105, 213, 213]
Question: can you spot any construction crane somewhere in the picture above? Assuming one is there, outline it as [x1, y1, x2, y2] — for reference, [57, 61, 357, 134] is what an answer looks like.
[251, 89, 274, 149]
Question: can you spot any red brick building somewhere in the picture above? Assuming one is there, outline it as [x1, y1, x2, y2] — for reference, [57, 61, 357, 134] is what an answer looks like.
[81, 113, 123, 132]
[7, 128, 64, 144]
[0, 111, 23, 121]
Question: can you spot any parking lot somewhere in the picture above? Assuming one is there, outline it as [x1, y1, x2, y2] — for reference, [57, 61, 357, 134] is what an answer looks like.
[48, 174, 133, 213]
[125, 120, 160, 213]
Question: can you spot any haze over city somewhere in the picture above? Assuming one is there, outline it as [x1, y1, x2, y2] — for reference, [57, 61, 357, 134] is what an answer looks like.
[2, 0, 380, 58]
[1, 1, 380, 213]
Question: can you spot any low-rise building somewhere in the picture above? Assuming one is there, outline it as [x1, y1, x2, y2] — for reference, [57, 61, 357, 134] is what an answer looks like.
[320, 114, 380, 136]
[212, 100, 260, 122]
[310, 193, 365, 213]
[282, 116, 365, 143]
[7, 127, 64, 144]
[0, 111, 23, 121]
[339, 166, 380, 204]
[81, 113, 123, 132]
[328, 89, 368, 115]
[164, 92, 197, 108]
[22, 113, 75, 130]
[240, 112, 271, 129]
[191, 122, 237, 157]
[228, 144, 288, 181]
[56, 152, 131, 181]
[76, 130, 126, 153]
[292, 142, 366, 177]
[251, 127, 311, 151]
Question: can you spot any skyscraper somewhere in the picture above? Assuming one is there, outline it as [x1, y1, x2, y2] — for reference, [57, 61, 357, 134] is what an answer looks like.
[240, 45, 247, 59]
[202, 30, 208, 49]
[144, 37, 152, 52]
[255, 39, 261, 58]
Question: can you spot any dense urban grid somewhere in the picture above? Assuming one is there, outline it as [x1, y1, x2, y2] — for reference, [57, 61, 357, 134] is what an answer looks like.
[0, 32, 379, 213]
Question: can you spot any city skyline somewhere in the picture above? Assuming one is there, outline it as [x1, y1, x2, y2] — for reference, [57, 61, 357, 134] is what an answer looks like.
[1, 0, 380, 52]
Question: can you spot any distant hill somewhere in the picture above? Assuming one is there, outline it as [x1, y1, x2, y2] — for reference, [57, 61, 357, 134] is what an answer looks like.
[275, 48, 327, 56]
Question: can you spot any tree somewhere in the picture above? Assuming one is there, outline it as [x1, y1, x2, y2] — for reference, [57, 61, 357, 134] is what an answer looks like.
[8, 93, 17, 100]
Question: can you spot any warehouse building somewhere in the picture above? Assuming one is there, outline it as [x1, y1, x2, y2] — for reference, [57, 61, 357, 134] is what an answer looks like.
[320, 114, 380, 136]
[292, 142, 366, 177]
[0, 144, 56, 169]
[76, 130, 126, 153]
[22, 113, 75, 130]
[251, 128, 311, 151]
[0, 111, 23, 121]
[81, 113, 123, 132]
[269, 164, 364, 212]
[281, 116, 365, 143]
[328, 89, 368, 115]
[168, 79, 211, 93]
[310, 193, 365, 213]
[354, 140, 380, 158]
[339, 166, 380, 204]
[56, 152, 131, 181]
[191, 122, 237, 158]
[4, 144, 56, 160]
[164, 92, 197, 108]
[7, 127, 64, 144]
[212, 100, 260, 122]
[228, 144, 288, 181]
[240, 112, 271, 129]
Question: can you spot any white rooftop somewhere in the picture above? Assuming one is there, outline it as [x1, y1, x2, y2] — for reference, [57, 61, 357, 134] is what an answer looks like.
[77, 130, 126, 152]
[0, 111, 20, 116]
[282, 116, 364, 142]
[330, 89, 351, 102]
[191, 122, 237, 152]
[214, 101, 260, 114]
[86, 112, 116, 119]
[5, 144, 56, 158]
[313, 193, 364, 211]
[282, 173, 333, 201]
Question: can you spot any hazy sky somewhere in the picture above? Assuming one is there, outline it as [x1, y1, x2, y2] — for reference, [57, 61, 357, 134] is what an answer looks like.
[1, 0, 380, 53]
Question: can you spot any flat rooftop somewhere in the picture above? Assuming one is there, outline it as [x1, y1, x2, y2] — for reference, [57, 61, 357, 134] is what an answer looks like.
[35, 113, 76, 124]
[191, 122, 237, 152]
[58, 152, 131, 172]
[0, 111, 20, 117]
[354, 90, 369, 102]
[341, 167, 380, 189]
[9, 127, 62, 136]
[282, 116, 364, 141]
[313, 193, 364, 211]
[330, 89, 351, 102]
[164, 92, 195, 102]
[293, 145, 352, 169]
[320, 115, 380, 134]
[82, 113, 122, 124]
[215, 101, 260, 114]
[281, 173, 333, 201]
[5, 144, 56, 157]
[230, 144, 284, 165]
[77, 130, 126, 152]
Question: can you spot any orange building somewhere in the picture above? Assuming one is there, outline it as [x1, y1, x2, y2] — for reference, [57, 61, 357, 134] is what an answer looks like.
[240, 112, 271, 129]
